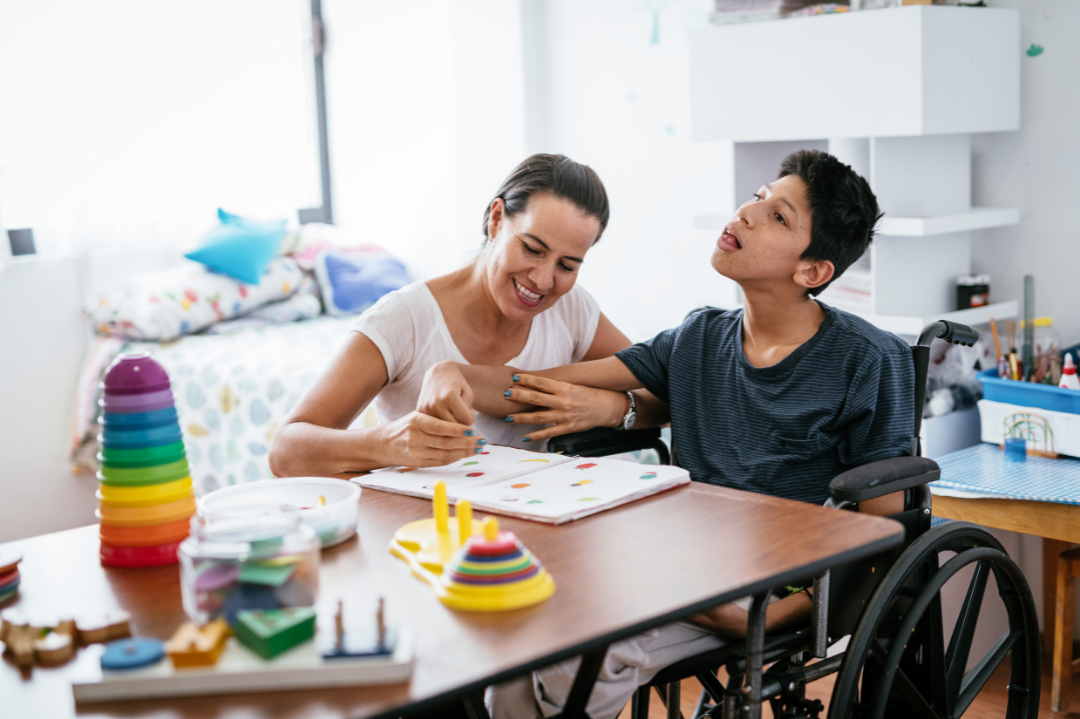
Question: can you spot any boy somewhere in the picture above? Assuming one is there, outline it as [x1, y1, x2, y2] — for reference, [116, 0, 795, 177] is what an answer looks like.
[418, 150, 914, 719]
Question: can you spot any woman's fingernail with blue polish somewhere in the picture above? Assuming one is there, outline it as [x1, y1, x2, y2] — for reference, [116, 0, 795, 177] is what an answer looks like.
[504, 416, 514, 423]
[512, 375, 520, 382]
[523, 437, 532, 442]
[503, 390, 512, 398]
[464, 429, 474, 437]
[477, 438, 488, 445]
[474, 448, 483, 454]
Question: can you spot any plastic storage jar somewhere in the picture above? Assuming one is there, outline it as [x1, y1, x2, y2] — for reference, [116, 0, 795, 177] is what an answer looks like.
[178, 514, 319, 626]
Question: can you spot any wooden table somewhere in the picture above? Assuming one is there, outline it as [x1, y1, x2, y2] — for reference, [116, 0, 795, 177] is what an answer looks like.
[0, 483, 903, 719]
[931, 444, 1080, 713]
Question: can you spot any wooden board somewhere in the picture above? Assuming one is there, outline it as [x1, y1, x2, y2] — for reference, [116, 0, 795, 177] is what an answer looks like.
[931, 494, 1080, 544]
[71, 631, 412, 703]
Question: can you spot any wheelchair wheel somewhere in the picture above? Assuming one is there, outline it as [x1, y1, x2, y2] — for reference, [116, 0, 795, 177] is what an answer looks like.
[829, 521, 1040, 719]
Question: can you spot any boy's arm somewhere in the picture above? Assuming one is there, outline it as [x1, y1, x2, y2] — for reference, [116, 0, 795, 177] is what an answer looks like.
[419, 357, 658, 433]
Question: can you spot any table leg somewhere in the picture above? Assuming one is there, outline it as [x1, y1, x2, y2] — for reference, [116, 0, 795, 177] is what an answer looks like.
[1044, 538, 1072, 653]
[555, 644, 610, 719]
[1053, 549, 1077, 712]
[743, 591, 771, 719]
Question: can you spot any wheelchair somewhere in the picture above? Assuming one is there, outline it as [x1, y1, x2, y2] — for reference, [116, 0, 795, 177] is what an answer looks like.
[548, 318, 1041, 719]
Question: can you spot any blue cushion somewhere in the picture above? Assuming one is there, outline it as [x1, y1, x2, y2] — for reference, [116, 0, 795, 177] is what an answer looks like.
[314, 250, 411, 316]
[184, 209, 287, 284]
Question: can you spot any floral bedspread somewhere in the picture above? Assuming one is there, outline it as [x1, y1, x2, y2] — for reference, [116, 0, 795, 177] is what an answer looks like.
[74, 316, 370, 496]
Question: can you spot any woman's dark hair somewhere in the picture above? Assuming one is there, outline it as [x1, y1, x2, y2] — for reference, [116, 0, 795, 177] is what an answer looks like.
[482, 154, 610, 243]
[778, 149, 883, 296]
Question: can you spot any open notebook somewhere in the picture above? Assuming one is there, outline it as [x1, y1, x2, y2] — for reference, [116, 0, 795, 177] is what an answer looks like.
[352, 445, 691, 525]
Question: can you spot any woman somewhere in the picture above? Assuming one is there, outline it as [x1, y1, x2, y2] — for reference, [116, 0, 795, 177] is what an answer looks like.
[269, 154, 663, 477]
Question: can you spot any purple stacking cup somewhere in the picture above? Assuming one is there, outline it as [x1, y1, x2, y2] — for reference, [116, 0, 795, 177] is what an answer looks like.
[100, 389, 176, 414]
[100, 353, 171, 396]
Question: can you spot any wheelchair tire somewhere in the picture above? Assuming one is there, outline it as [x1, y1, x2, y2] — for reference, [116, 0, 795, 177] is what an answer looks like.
[829, 521, 1040, 719]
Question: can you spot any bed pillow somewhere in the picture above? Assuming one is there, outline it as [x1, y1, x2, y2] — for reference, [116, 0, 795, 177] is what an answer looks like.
[313, 248, 412, 316]
[90, 257, 303, 341]
[184, 209, 287, 284]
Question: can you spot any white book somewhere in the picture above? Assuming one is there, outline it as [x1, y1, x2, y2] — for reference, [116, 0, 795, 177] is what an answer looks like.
[351, 445, 691, 525]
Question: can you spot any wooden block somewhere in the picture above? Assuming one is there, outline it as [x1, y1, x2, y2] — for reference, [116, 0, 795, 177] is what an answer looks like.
[76, 611, 132, 646]
[166, 619, 230, 668]
[234, 608, 316, 659]
[2, 624, 35, 672]
[33, 630, 76, 667]
[0, 608, 27, 643]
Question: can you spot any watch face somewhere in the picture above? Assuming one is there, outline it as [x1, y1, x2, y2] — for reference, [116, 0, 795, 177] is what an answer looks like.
[623, 411, 638, 431]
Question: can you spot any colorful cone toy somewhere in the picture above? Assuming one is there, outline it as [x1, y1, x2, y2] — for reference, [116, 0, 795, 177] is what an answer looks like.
[96, 353, 193, 568]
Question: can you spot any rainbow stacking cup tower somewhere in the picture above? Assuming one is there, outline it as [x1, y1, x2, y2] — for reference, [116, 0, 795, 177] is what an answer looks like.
[437, 516, 555, 611]
[96, 353, 194, 568]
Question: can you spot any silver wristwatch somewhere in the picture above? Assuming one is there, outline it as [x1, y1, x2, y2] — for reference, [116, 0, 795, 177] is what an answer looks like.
[616, 391, 637, 431]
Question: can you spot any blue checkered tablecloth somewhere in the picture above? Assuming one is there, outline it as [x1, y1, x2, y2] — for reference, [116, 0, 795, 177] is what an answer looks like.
[932, 442, 1080, 506]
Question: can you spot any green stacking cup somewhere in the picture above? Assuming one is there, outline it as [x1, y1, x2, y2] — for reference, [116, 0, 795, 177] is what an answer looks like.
[98, 458, 191, 487]
[99, 442, 187, 469]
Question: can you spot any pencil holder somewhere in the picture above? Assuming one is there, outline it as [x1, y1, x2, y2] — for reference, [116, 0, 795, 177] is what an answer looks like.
[178, 514, 319, 627]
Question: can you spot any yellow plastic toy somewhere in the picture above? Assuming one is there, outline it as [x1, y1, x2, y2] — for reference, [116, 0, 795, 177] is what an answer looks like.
[390, 482, 555, 611]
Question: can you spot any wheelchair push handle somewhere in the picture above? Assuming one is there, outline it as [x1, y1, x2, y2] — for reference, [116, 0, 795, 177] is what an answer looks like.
[916, 320, 979, 348]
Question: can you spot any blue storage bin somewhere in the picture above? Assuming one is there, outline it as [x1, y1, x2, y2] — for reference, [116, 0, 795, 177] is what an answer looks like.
[977, 343, 1080, 414]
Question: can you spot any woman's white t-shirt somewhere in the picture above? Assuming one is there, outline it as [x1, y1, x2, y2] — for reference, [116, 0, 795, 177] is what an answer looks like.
[351, 281, 601, 449]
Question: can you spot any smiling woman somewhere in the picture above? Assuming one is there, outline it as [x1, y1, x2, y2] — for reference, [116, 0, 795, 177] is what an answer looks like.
[269, 154, 664, 478]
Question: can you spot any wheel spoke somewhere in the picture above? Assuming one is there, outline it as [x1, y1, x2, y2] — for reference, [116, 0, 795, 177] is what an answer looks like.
[953, 629, 1020, 717]
[892, 665, 943, 719]
[944, 561, 989, 713]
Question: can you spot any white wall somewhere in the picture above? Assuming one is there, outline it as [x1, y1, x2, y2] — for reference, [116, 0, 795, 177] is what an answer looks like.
[323, 0, 527, 280]
[973, 0, 1080, 347]
[524, 0, 739, 342]
[972, 0, 1080, 640]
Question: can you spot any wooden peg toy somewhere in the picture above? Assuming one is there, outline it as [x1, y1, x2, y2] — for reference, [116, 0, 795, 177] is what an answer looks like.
[457, 500, 473, 549]
[322, 598, 395, 660]
[389, 481, 484, 576]
[165, 618, 230, 668]
[434, 481, 449, 534]
[76, 611, 132, 646]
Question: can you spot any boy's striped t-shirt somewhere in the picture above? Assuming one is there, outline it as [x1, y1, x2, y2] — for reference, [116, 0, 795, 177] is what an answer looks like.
[616, 303, 915, 505]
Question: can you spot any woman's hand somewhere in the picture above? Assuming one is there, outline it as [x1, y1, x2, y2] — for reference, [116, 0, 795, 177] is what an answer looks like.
[418, 361, 478, 426]
[374, 411, 486, 468]
[502, 373, 627, 442]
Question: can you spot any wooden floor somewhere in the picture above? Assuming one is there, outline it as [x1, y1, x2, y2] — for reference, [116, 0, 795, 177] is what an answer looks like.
[618, 653, 1078, 718]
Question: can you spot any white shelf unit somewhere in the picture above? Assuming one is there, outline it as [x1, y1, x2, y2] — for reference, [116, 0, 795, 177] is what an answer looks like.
[687, 6, 1021, 335]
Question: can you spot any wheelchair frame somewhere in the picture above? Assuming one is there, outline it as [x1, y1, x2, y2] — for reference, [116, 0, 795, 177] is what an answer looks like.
[547, 320, 1042, 719]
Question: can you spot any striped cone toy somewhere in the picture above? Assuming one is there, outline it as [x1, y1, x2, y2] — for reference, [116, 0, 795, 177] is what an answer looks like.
[96, 353, 194, 568]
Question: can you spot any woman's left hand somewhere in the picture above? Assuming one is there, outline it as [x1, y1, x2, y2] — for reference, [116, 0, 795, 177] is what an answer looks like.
[502, 373, 627, 442]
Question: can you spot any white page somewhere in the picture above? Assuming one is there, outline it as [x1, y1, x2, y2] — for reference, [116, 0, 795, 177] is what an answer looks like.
[353, 444, 572, 499]
[456, 456, 690, 524]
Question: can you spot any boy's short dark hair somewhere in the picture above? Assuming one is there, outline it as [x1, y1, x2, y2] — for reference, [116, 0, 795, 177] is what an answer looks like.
[779, 149, 882, 296]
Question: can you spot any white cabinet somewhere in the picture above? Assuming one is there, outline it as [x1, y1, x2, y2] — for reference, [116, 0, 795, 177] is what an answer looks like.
[687, 6, 1022, 336]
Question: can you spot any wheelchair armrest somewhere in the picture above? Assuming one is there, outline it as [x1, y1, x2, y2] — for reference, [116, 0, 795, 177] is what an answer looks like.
[547, 427, 664, 458]
[829, 456, 940, 504]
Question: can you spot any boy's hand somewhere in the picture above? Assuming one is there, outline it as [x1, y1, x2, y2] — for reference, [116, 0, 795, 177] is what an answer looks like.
[418, 362, 478, 426]
[503, 374, 626, 442]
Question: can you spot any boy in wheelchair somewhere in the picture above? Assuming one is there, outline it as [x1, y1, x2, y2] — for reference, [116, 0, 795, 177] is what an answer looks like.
[420, 149, 915, 718]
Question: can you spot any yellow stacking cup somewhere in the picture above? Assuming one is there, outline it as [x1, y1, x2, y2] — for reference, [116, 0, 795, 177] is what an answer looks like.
[96, 495, 197, 527]
[97, 476, 193, 508]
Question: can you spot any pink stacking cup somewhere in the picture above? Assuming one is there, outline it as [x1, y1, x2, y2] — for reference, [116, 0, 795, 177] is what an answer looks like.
[100, 389, 176, 414]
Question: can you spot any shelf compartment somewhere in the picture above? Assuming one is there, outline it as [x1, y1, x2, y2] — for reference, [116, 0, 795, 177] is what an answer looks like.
[689, 6, 1020, 142]
[853, 300, 1018, 337]
[878, 208, 1019, 237]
